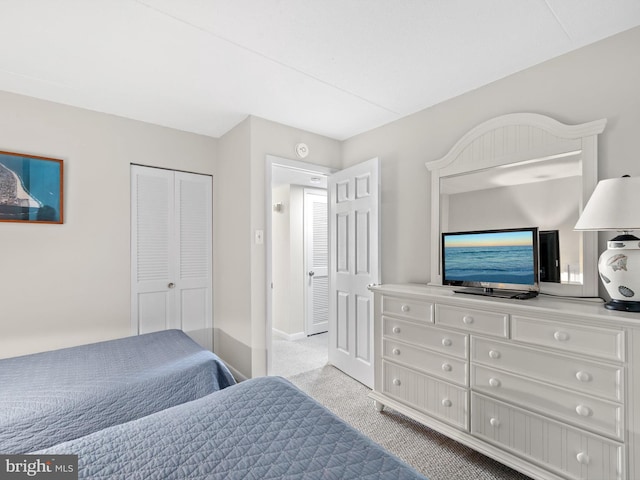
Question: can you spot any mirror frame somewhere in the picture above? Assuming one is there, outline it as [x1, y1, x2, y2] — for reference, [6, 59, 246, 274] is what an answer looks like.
[425, 113, 606, 298]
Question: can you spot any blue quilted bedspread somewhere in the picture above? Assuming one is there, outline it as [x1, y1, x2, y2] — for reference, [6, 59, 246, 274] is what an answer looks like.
[0, 329, 235, 453]
[35, 376, 427, 479]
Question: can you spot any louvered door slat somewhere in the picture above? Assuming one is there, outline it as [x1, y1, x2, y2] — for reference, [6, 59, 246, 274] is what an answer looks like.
[305, 189, 329, 335]
[131, 166, 212, 346]
[179, 178, 210, 279]
[136, 174, 171, 282]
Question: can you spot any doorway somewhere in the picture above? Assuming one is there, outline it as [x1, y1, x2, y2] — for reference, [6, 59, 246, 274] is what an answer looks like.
[266, 156, 334, 378]
[266, 155, 380, 387]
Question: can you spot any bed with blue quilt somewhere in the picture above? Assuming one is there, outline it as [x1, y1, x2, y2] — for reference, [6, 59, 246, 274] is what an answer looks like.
[35, 376, 427, 479]
[0, 329, 235, 453]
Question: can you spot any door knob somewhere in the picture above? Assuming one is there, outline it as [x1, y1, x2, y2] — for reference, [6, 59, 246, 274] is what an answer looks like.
[168, 283, 175, 289]
[308, 271, 315, 277]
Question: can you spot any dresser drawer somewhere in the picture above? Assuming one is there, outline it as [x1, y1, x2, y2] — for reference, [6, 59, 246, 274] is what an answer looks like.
[436, 304, 508, 338]
[382, 296, 434, 323]
[472, 337, 623, 402]
[512, 315, 625, 362]
[472, 365, 623, 440]
[382, 317, 467, 358]
[472, 393, 624, 480]
[384, 339, 468, 386]
[382, 360, 468, 430]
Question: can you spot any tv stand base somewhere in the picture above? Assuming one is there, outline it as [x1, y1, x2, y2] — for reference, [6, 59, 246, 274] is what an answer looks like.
[453, 288, 539, 300]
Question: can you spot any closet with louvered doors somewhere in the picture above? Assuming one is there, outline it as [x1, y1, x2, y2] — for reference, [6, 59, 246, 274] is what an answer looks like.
[131, 165, 213, 349]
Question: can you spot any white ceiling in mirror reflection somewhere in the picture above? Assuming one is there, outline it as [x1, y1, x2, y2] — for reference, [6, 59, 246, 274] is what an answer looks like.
[441, 152, 582, 195]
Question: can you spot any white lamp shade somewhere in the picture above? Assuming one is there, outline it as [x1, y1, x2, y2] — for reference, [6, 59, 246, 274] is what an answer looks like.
[575, 176, 640, 231]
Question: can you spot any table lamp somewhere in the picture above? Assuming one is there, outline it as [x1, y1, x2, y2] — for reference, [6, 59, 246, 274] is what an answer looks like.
[575, 175, 640, 311]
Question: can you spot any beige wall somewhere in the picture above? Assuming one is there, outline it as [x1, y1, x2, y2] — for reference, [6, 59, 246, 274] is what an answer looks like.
[249, 117, 341, 376]
[341, 26, 640, 287]
[0, 91, 217, 358]
[271, 184, 292, 334]
[215, 115, 340, 378]
[212, 117, 252, 378]
[2, 26, 638, 376]
[271, 184, 305, 337]
[289, 185, 305, 337]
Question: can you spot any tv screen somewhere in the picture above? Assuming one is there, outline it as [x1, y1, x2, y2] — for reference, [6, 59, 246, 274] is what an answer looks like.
[442, 227, 539, 295]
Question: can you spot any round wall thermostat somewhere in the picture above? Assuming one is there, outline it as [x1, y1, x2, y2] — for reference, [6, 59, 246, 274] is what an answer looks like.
[295, 143, 309, 158]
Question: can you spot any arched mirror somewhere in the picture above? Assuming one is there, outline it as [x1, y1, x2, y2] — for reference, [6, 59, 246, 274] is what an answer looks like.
[425, 113, 606, 298]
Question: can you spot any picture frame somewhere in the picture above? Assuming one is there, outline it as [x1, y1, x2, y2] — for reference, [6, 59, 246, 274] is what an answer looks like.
[0, 150, 64, 224]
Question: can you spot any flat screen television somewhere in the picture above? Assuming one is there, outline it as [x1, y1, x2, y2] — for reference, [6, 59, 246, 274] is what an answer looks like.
[442, 227, 540, 299]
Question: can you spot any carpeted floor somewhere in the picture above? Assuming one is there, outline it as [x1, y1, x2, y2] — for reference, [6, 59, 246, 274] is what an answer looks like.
[288, 365, 532, 480]
[271, 332, 328, 377]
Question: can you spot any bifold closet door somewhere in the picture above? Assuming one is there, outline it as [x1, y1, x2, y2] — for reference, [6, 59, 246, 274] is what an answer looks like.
[131, 165, 212, 339]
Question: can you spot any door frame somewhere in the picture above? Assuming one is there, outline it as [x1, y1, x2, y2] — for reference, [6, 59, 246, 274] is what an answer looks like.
[265, 155, 336, 375]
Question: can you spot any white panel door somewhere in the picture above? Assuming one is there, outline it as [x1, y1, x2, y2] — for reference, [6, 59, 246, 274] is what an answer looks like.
[328, 158, 380, 388]
[131, 166, 212, 344]
[304, 188, 328, 336]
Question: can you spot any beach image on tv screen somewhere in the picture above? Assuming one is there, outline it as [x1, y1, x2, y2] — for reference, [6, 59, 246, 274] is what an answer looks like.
[444, 231, 535, 285]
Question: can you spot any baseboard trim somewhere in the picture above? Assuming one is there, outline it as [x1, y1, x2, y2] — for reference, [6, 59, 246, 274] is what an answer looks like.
[225, 363, 249, 382]
[272, 328, 306, 342]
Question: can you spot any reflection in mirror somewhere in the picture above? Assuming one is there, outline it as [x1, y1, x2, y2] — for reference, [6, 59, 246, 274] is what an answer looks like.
[440, 152, 583, 286]
[426, 113, 607, 299]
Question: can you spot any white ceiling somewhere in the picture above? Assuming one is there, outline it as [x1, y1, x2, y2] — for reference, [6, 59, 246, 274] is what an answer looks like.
[1, 1, 639, 141]
[272, 164, 327, 189]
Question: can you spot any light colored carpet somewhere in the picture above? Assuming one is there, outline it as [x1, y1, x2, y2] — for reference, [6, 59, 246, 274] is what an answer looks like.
[288, 365, 532, 480]
[271, 332, 328, 378]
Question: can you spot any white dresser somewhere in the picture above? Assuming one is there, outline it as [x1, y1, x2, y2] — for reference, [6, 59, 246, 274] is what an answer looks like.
[370, 284, 640, 480]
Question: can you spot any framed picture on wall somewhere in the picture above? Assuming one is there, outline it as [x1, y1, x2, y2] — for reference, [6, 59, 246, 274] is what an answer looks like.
[0, 150, 64, 224]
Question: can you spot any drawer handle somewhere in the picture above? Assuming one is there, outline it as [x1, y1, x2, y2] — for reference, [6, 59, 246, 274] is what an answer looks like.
[489, 417, 500, 428]
[392, 327, 401, 334]
[441, 398, 452, 407]
[488, 350, 501, 359]
[554, 331, 570, 342]
[576, 371, 592, 383]
[576, 405, 592, 417]
[441, 338, 452, 347]
[392, 378, 401, 386]
[576, 452, 590, 465]
[401, 304, 410, 312]
[392, 348, 401, 356]
[441, 363, 452, 372]
[489, 377, 501, 388]
[462, 315, 474, 324]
